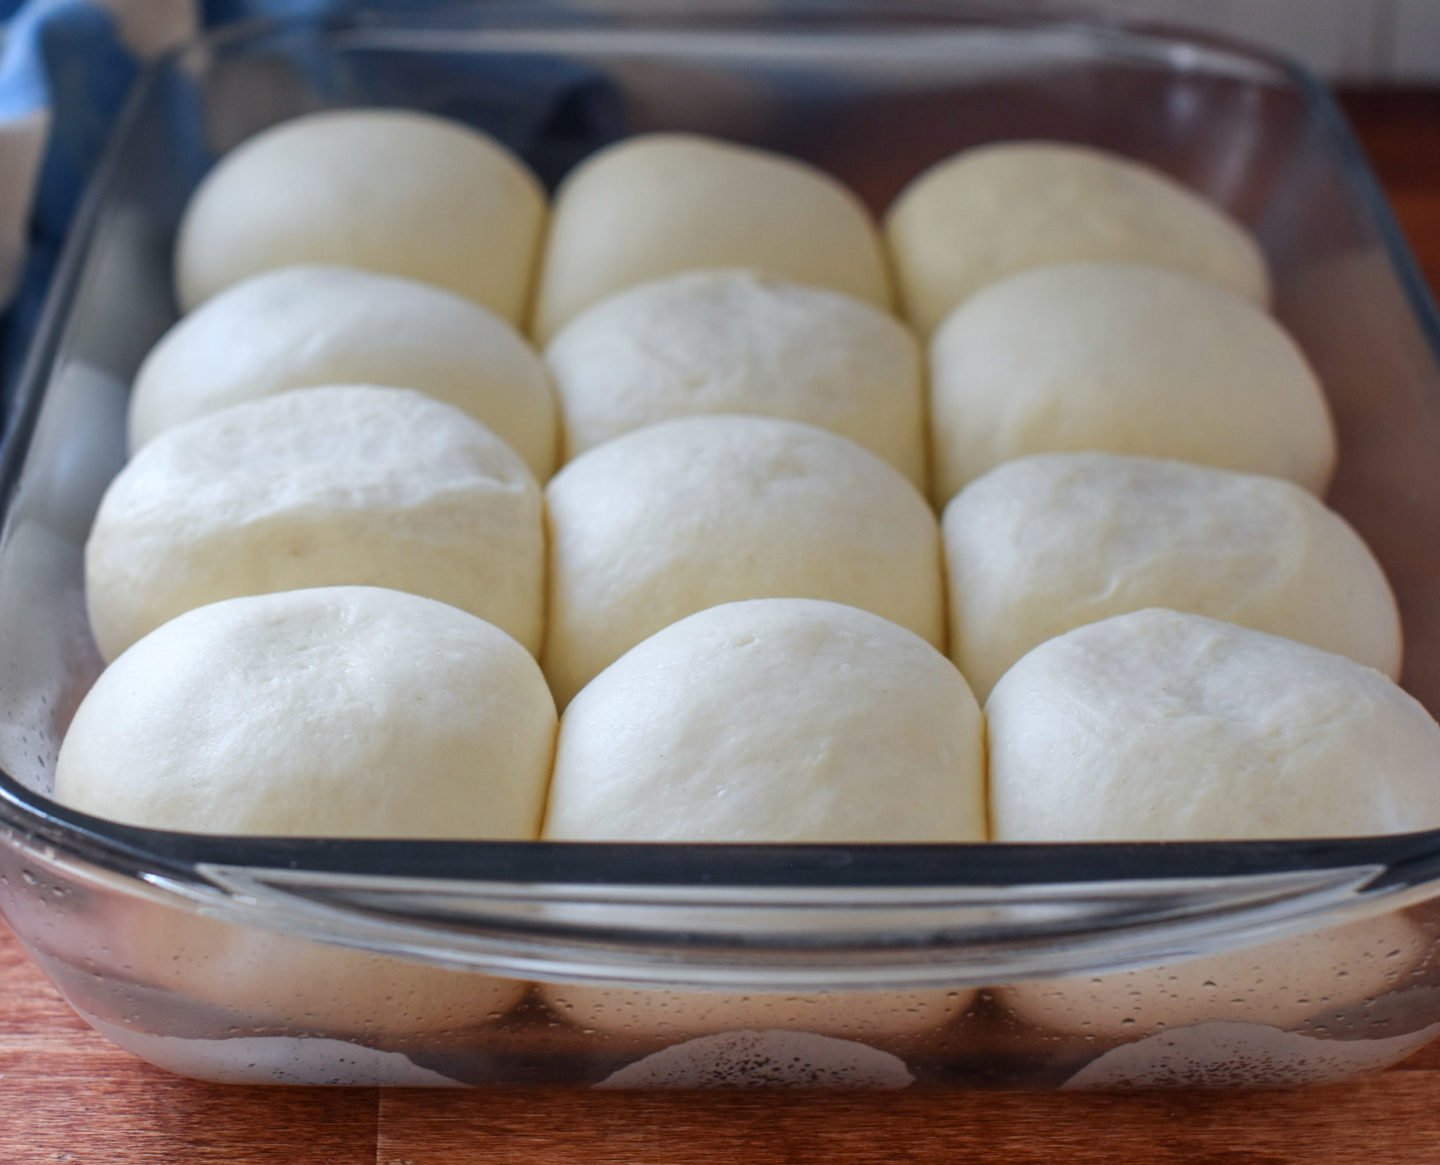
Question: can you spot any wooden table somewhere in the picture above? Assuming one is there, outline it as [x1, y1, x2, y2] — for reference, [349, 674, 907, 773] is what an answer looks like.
[4, 89, 1440, 1164]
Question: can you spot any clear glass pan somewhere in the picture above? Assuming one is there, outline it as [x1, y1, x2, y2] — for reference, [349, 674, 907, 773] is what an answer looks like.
[2, 1, 1440, 1088]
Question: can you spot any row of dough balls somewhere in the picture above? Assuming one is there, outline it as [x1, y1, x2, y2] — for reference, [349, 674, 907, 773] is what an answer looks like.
[161, 109, 1337, 505]
[175, 108, 1264, 340]
[136, 256, 1335, 508]
[58, 589, 1440, 843]
[54, 591, 1440, 1045]
[87, 387, 1398, 706]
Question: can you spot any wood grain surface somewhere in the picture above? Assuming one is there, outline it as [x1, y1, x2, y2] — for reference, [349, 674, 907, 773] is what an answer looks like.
[2, 88, 1440, 1165]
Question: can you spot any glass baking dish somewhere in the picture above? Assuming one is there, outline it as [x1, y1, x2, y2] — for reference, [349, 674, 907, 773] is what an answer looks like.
[2, 0, 1440, 1090]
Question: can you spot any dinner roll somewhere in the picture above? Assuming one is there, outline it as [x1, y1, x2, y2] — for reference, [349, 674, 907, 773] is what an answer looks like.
[884, 139, 1269, 335]
[944, 453, 1401, 699]
[86, 386, 543, 661]
[543, 416, 943, 706]
[539, 598, 982, 1039]
[545, 269, 926, 485]
[927, 263, 1335, 505]
[545, 598, 984, 842]
[55, 586, 554, 1036]
[175, 109, 545, 322]
[130, 265, 557, 478]
[532, 133, 891, 341]
[989, 609, 1439, 1049]
[988, 609, 1440, 841]
[57, 586, 556, 837]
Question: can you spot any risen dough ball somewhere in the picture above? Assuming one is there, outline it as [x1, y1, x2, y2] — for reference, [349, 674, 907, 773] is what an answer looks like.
[546, 269, 926, 486]
[543, 416, 943, 705]
[988, 609, 1440, 841]
[544, 598, 984, 842]
[533, 133, 891, 342]
[540, 598, 983, 1038]
[55, 585, 555, 1035]
[175, 109, 546, 322]
[56, 586, 556, 837]
[86, 386, 543, 661]
[130, 266, 557, 478]
[927, 263, 1335, 504]
[884, 139, 1269, 336]
[944, 453, 1401, 699]
[990, 609, 1440, 1044]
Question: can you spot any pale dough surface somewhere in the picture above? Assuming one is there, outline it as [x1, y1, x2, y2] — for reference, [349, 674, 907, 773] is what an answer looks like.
[542, 416, 944, 705]
[57, 585, 556, 837]
[884, 139, 1269, 336]
[990, 607, 1440, 1041]
[532, 133, 891, 341]
[540, 597, 982, 1037]
[943, 453, 1401, 699]
[546, 268, 925, 487]
[131, 265, 557, 478]
[87, 386, 544, 660]
[543, 598, 984, 843]
[56, 585, 554, 1035]
[175, 109, 546, 323]
[927, 262, 1336, 504]
[988, 609, 1440, 842]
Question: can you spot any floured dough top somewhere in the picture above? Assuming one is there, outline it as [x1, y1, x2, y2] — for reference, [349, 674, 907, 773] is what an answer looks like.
[546, 268, 925, 486]
[175, 109, 546, 322]
[926, 262, 1335, 504]
[988, 609, 1440, 841]
[943, 452, 1401, 698]
[131, 265, 557, 478]
[533, 133, 891, 341]
[543, 598, 985, 842]
[542, 414, 944, 706]
[56, 586, 557, 838]
[87, 386, 544, 659]
[884, 139, 1269, 336]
